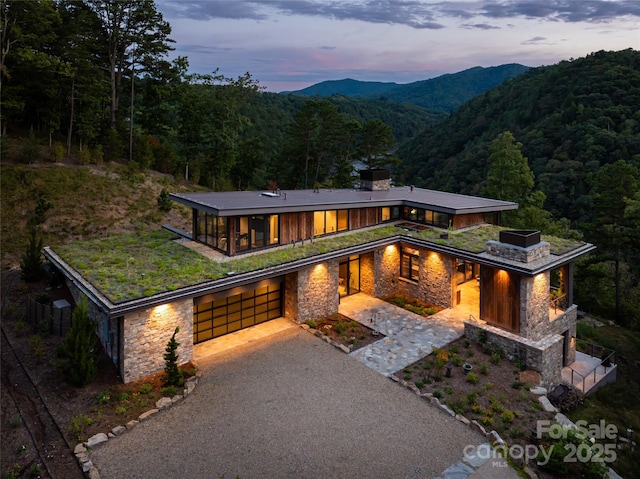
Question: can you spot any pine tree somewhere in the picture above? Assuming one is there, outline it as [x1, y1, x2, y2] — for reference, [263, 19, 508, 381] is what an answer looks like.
[20, 228, 44, 282]
[157, 188, 172, 211]
[59, 298, 99, 387]
[163, 327, 182, 387]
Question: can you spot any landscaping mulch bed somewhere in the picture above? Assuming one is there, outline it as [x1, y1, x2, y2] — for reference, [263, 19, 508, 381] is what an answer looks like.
[1, 271, 197, 478]
[394, 337, 555, 448]
[307, 313, 384, 351]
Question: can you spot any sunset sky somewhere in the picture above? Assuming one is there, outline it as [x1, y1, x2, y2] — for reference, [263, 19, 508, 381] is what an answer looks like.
[156, 0, 640, 92]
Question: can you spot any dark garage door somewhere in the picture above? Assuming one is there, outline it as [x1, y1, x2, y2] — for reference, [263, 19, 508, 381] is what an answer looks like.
[193, 280, 282, 344]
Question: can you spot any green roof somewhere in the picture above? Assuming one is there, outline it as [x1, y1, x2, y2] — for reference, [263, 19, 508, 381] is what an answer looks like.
[51, 225, 586, 304]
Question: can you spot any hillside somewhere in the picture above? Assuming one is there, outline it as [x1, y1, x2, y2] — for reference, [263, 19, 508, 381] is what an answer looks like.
[0, 161, 196, 270]
[397, 49, 640, 224]
[286, 64, 529, 112]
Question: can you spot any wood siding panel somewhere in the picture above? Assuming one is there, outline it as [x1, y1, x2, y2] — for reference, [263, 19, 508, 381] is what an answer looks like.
[480, 266, 520, 332]
[452, 213, 485, 229]
[349, 207, 378, 230]
[279, 212, 313, 244]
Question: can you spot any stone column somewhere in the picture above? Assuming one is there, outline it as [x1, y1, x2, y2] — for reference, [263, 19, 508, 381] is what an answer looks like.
[294, 260, 339, 323]
[519, 272, 551, 341]
[122, 298, 193, 383]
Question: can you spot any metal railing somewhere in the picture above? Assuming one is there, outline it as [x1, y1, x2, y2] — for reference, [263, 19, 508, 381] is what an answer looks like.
[566, 339, 616, 392]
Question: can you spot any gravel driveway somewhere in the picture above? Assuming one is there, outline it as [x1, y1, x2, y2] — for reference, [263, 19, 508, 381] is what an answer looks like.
[91, 327, 483, 479]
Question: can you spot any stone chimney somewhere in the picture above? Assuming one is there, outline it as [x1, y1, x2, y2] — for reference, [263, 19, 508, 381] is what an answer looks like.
[359, 168, 390, 191]
[486, 230, 549, 263]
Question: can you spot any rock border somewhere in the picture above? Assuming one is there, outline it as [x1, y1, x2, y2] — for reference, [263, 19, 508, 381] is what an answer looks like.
[303, 324, 355, 353]
[74, 370, 201, 478]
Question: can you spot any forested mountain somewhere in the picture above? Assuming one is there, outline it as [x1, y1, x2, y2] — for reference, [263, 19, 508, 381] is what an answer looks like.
[288, 64, 530, 112]
[397, 49, 640, 327]
[284, 78, 399, 96]
[397, 49, 640, 224]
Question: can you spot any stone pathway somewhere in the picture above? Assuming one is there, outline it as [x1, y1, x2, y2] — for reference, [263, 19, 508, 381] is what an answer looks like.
[339, 294, 466, 376]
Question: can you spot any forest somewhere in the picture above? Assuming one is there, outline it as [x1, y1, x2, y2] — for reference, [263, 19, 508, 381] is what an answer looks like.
[1, 0, 639, 328]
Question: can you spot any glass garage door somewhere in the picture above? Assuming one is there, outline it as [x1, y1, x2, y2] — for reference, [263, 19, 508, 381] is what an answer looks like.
[193, 282, 282, 344]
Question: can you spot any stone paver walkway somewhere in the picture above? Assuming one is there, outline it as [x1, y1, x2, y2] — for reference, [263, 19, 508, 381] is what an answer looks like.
[339, 294, 467, 376]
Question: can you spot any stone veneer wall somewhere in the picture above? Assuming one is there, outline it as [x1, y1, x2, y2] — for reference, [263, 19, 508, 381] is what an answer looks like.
[122, 298, 193, 383]
[294, 260, 339, 323]
[421, 251, 453, 309]
[486, 241, 550, 263]
[375, 245, 399, 298]
[395, 248, 453, 309]
[360, 178, 390, 191]
[359, 252, 375, 296]
[519, 272, 551, 341]
[464, 321, 563, 389]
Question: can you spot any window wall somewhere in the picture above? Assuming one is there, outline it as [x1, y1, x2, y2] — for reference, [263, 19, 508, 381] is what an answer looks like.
[403, 206, 450, 228]
[236, 215, 279, 252]
[313, 210, 348, 236]
[381, 206, 401, 222]
[195, 210, 228, 252]
[401, 246, 420, 282]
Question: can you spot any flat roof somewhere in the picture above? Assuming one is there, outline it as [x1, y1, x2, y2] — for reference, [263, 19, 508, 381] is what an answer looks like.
[170, 186, 518, 217]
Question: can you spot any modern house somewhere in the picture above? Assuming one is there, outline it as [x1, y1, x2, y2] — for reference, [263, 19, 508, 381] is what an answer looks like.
[44, 170, 595, 388]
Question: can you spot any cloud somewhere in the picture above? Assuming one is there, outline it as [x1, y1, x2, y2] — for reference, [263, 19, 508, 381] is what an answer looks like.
[480, 0, 640, 23]
[159, 0, 640, 27]
[461, 22, 500, 30]
[158, 0, 267, 20]
[521, 36, 556, 45]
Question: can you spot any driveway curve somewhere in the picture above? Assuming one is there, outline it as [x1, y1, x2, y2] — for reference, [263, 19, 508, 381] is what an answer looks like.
[91, 328, 483, 479]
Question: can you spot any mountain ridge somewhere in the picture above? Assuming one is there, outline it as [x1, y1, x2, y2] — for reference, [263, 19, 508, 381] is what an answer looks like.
[284, 64, 530, 112]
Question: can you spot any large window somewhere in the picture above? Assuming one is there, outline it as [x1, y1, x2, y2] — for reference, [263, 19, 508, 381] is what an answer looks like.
[195, 210, 228, 252]
[403, 206, 450, 228]
[236, 215, 279, 252]
[314, 209, 348, 236]
[401, 246, 420, 282]
[381, 206, 401, 222]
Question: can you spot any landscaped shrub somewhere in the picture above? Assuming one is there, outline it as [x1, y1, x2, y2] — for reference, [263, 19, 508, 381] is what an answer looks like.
[466, 372, 479, 384]
[163, 327, 183, 387]
[139, 383, 153, 394]
[405, 304, 423, 315]
[480, 361, 489, 375]
[157, 188, 173, 211]
[58, 298, 99, 387]
[466, 391, 478, 406]
[501, 410, 515, 423]
[424, 307, 438, 315]
[20, 229, 44, 282]
[432, 389, 443, 399]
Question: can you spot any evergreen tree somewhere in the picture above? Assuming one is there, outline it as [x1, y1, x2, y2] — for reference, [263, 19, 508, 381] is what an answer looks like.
[163, 327, 182, 387]
[59, 298, 99, 387]
[157, 188, 172, 211]
[589, 160, 640, 324]
[20, 229, 44, 282]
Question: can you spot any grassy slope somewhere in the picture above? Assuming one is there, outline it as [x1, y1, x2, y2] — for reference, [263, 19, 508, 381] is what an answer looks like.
[0, 161, 195, 270]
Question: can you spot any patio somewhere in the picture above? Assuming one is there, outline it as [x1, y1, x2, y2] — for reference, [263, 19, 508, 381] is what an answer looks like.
[339, 293, 470, 375]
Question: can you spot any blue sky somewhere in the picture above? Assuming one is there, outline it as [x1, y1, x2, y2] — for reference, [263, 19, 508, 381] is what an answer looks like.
[156, 0, 640, 92]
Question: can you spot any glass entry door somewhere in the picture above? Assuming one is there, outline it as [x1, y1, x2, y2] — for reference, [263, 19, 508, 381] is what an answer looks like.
[339, 255, 360, 297]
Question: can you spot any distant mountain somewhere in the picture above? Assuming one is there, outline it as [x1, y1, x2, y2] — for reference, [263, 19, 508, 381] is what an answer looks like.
[285, 64, 530, 112]
[287, 78, 399, 97]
